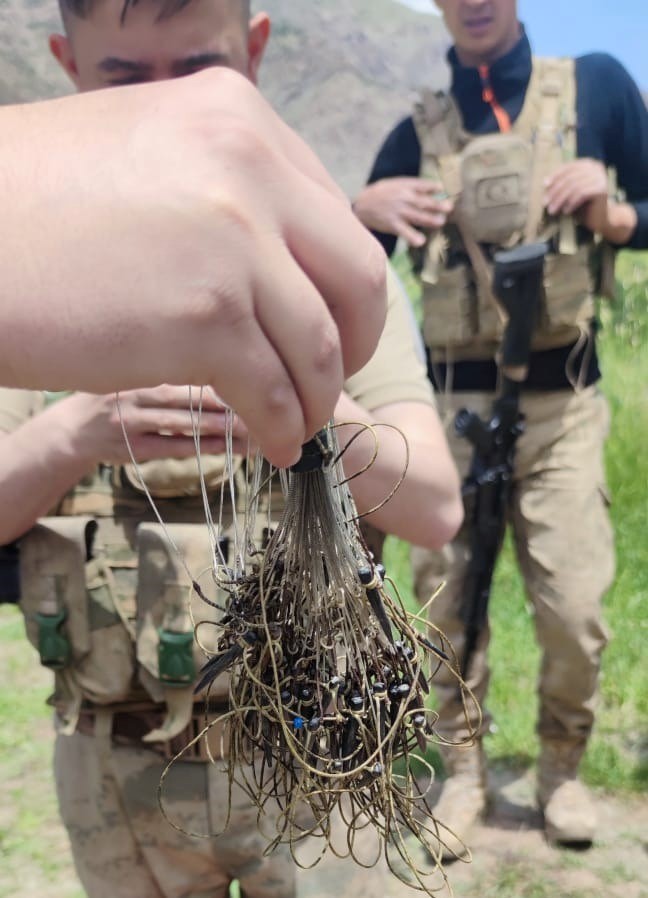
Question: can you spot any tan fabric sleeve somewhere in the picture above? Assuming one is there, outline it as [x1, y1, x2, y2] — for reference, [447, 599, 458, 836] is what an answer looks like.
[344, 265, 435, 412]
[0, 388, 45, 434]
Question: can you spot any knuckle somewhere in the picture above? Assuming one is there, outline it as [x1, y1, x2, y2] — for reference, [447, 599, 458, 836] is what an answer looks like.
[157, 412, 179, 433]
[194, 269, 254, 334]
[309, 320, 341, 380]
[107, 400, 121, 424]
[208, 189, 258, 242]
[212, 279, 254, 330]
[207, 117, 272, 174]
[264, 386, 295, 425]
[156, 384, 176, 405]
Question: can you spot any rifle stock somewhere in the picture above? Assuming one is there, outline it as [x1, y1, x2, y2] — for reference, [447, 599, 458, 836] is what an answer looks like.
[456, 243, 547, 681]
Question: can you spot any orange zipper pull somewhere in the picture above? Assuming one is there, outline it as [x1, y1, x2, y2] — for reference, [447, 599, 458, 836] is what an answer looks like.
[479, 65, 512, 133]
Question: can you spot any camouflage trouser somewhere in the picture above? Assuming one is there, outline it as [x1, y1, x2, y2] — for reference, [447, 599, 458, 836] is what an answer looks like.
[54, 728, 407, 898]
[412, 385, 615, 745]
[54, 726, 295, 898]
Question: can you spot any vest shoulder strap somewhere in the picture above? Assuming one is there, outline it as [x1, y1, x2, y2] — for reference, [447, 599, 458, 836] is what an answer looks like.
[519, 57, 577, 245]
[413, 89, 465, 171]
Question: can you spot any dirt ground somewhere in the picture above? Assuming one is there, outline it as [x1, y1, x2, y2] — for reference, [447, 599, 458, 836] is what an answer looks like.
[419, 767, 648, 898]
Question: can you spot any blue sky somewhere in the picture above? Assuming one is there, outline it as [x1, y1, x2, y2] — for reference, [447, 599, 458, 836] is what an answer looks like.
[396, 0, 647, 88]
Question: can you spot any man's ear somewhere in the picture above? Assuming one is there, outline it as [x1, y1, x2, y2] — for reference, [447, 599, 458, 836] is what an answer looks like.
[49, 33, 81, 89]
[246, 13, 270, 85]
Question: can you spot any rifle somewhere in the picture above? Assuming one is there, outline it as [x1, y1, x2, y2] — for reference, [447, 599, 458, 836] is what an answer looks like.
[455, 242, 547, 681]
[0, 542, 20, 605]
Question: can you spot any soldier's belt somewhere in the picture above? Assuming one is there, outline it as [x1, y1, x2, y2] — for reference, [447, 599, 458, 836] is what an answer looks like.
[74, 701, 230, 763]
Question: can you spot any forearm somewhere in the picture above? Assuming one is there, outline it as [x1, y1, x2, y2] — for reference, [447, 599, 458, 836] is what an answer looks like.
[335, 394, 463, 550]
[0, 397, 97, 543]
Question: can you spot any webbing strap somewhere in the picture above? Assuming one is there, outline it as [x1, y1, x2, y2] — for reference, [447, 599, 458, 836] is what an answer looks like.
[522, 58, 577, 247]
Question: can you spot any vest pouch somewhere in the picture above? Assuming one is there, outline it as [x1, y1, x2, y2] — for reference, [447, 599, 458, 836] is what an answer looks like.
[459, 134, 531, 245]
[542, 246, 595, 331]
[136, 522, 229, 706]
[79, 527, 139, 704]
[19, 518, 95, 669]
[122, 454, 242, 499]
[422, 263, 477, 348]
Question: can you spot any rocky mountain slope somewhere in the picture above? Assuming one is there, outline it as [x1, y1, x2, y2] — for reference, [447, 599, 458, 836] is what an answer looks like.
[0, 0, 449, 193]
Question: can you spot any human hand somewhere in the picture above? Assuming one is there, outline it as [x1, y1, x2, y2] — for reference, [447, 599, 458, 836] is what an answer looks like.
[0, 68, 387, 467]
[353, 178, 454, 247]
[62, 387, 251, 466]
[544, 158, 611, 232]
[545, 158, 638, 245]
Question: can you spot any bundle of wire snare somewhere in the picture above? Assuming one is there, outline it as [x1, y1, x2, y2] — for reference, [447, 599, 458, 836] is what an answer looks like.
[188, 425, 477, 893]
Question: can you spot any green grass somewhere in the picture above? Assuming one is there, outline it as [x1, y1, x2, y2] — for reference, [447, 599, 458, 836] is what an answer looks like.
[468, 860, 607, 898]
[0, 610, 85, 898]
[386, 249, 648, 794]
[478, 862, 557, 898]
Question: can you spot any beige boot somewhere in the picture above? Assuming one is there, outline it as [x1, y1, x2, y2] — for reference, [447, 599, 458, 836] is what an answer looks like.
[430, 740, 487, 863]
[537, 739, 596, 847]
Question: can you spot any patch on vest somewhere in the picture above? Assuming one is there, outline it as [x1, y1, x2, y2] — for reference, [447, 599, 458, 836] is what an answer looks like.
[477, 172, 521, 208]
[459, 133, 531, 244]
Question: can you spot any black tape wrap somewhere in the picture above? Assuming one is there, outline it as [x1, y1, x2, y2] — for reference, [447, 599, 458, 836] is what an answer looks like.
[290, 429, 332, 473]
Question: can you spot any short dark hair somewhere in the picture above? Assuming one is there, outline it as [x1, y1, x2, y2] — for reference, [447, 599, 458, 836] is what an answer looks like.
[59, 0, 250, 27]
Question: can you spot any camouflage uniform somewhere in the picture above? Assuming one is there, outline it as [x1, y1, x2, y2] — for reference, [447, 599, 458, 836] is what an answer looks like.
[0, 266, 433, 898]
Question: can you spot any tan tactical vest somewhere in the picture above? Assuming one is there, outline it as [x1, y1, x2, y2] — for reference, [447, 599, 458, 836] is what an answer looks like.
[413, 57, 617, 360]
[18, 454, 268, 744]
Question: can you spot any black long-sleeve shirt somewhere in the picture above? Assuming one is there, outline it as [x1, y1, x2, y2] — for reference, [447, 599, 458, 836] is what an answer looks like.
[367, 31, 648, 391]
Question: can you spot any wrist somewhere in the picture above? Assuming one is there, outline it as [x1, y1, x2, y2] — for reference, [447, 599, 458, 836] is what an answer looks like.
[603, 201, 638, 245]
[351, 192, 367, 225]
[49, 393, 105, 470]
[350, 189, 379, 231]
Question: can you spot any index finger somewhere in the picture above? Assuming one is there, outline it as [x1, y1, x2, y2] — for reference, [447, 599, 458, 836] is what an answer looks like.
[129, 385, 224, 411]
[206, 267, 343, 468]
[545, 159, 582, 187]
[412, 179, 445, 195]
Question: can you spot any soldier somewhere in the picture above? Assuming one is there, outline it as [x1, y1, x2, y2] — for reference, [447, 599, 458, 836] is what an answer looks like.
[0, 2, 462, 897]
[0, 68, 387, 466]
[353, 0, 648, 858]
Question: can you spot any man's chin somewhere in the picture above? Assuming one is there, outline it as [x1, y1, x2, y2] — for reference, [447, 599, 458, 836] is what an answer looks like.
[459, 33, 501, 61]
